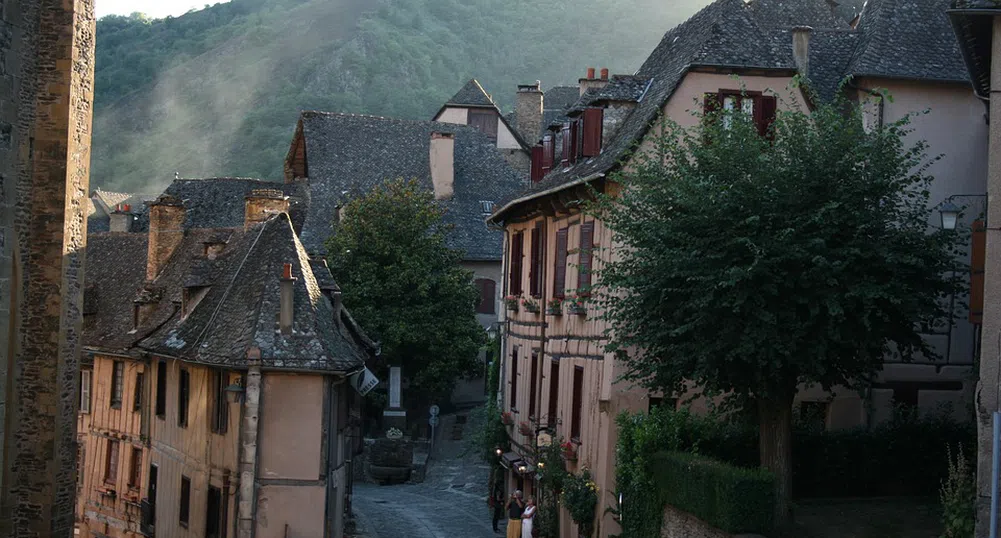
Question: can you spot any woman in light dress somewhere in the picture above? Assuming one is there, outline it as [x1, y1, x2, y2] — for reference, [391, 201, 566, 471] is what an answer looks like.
[521, 497, 536, 538]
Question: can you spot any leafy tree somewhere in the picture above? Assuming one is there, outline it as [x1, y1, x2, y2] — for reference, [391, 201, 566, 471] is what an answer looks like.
[597, 88, 964, 523]
[326, 178, 486, 403]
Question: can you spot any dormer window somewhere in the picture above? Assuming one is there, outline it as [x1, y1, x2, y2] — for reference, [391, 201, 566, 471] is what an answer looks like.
[480, 201, 495, 215]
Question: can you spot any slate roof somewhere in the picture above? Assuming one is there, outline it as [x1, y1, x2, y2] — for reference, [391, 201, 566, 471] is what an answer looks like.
[490, 0, 971, 222]
[82, 233, 150, 353]
[87, 191, 157, 234]
[544, 86, 581, 110]
[445, 79, 496, 107]
[948, 0, 1001, 97]
[157, 177, 310, 234]
[294, 111, 525, 261]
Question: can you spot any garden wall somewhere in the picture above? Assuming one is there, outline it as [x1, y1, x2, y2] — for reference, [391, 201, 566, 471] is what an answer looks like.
[661, 505, 769, 538]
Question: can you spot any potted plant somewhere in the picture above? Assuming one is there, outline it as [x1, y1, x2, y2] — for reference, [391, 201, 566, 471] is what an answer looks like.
[501, 411, 515, 426]
[522, 296, 541, 314]
[561, 440, 578, 461]
[504, 295, 520, 312]
[518, 421, 533, 436]
[567, 294, 588, 316]
[546, 297, 563, 316]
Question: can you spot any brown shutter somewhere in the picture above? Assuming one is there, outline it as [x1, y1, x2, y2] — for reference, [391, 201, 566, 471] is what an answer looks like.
[510, 348, 519, 410]
[542, 135, 553, 173]
[529, 227, 540, 297]
[578, 222, 595, 294]
[106, 440, 119, 483]
[547, 361, 560, 427]
[569, 121, 580, 164]
[530, 145, 544, 183]
[529, 353, 539, 418]
[570, 366, 584, 440]
[582, 108, 604, 157]
[509, 232, 524, 295]
[554, 228, 569, 298]
[475, 278, 496, 314]
[468, 109, 498, 139]
[561, 122, 571, 165]
[971, 219, 986, 324]
[758, 95, 777, 138]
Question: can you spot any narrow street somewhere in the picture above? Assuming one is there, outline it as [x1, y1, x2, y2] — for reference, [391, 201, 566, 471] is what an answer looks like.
[352, 409, 508, 538]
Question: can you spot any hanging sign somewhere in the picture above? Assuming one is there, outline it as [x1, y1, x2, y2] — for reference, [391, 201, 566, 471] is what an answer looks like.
[350, 367, 379, 396]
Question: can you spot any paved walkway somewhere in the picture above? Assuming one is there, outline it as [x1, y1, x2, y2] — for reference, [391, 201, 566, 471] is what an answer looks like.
[352, 408, 510, 538]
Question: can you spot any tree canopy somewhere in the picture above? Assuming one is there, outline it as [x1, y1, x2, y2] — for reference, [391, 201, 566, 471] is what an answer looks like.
[325, 178, 486, 402]
[597, 86, 965, 521]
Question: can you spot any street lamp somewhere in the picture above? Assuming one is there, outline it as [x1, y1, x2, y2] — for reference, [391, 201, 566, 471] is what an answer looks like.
[495, 447, 503, 458]
[224, 379, 245, 404]
[940, 200, 961, 231]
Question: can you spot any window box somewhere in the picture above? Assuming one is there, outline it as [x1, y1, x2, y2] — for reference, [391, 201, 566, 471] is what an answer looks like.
[567, 293, 588, 316]
[521, 297, 541, 314]
[546, 298, 563, 316]
[504, 295, 520, 313]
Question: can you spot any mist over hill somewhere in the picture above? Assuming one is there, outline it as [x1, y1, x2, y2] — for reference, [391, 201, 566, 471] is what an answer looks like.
[93, 0, 708, 193]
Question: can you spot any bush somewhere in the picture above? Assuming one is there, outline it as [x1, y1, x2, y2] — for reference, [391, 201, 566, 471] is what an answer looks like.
[940, 444, 975, 538]
[650, 452, 775, 535]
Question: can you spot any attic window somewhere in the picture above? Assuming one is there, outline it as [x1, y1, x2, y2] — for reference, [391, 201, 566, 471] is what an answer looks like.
[480, 201, 495, 215]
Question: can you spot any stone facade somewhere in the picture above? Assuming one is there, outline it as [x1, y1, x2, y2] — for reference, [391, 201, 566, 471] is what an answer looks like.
[0, 0, 96, 535]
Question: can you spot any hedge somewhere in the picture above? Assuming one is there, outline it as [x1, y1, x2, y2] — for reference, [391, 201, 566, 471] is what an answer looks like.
[650, 452, 776, 535]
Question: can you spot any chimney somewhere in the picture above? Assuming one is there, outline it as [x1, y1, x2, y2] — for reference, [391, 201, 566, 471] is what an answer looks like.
[109, 204, 133, 233]
[146, 195, 185, 281]
[515, 81, 544, 142]
[792, 26, 813, 78]
[579, 67, 611, 96]
[430, 132, 455, 200]
[279, 262, 296, 336]
[245, 189, 290, 230]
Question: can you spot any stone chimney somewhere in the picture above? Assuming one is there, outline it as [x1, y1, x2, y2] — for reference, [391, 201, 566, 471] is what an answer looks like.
[109, 204, 133, 233]
[579, 66, 611, 96]
[515, 81, 543, 142]
[792, 26, 813, 78]
[245, 188, 289, 230]
[279, 262, 296, 336]
[146, 195, 185, 281]
[430, 132, 455, 200]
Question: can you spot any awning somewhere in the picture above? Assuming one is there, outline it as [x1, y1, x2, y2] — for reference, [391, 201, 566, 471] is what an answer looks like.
[500, 452, 524, 470]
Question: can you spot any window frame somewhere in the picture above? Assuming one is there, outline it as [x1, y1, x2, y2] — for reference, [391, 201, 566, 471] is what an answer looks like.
[133, 372, 144, 413]
[110, 360, 124, 409]
[211, 369, 229, 435]
[104, 439, 120, 485]
[80, 369, 92, 414]
[128, 446, 142, 490]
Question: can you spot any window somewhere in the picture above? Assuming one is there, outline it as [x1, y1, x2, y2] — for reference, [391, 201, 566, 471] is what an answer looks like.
[178, 369, 190, 427]
[509, 232, 524, 295]
[582, 108, 603, 157]
[206, 486, 223, 538]
[129, 447, 142, 489]
[110, 361, 124, 409]
[570, 366, 584, 440]
[577, 222, 595, 294]
[80, 369, 92, 414]
[105, 440, 120, 485]
[509, 348, 519, 411]
[179, 475, 191, 526]
[703, 91, 777, 138]
[553, 228, 569, 298]
[212, 369, 228, 434]
[474, 278, 496, 315]
[547, 361, 559, 427]
[529, 223, 545, 298]
[468, 108, 498, 139]
[133, 372, 143, 412]
[155, 361, 166, 418]
[480, 200, 495, 215]
[528, 353, 539, 419]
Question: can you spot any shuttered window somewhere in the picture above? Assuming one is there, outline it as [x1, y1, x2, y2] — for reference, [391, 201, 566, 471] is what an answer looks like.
[475, 278, 497, 315]
[561, 122, 571, 165]
[111, 361, 124, 409]
[509, 232, 524, 295]
[179, 475, 191, 526]
[80, 369, 92, 414]
[212, 369, 228, 434]
[578, 222, 595, 294]
[529, 223, 545, 298]
[582, 108, 603, 157]
[178, 368, 189, 428]
[553, 228, 569, 298]
[129, 447, 142, 489]
[570, 366, 584, 440]
[971, 220, 986, 324]
[133, 372, 143, 412]
[510, 348, 519, 411]
[569, 121, 580, 164]
[529, 352, 539, 419]
[530, 146, 544, 183]
[155, 360, 166, 418]
[468, 109, 498, 139]
[105, 440, 119, 484]
[703, 91, 777, 138]
[547, 361, 559, 427]
[542, 135, 553, 174]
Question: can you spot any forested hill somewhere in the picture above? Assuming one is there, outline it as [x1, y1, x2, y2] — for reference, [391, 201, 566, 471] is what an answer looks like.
[93, 0, 707, 193]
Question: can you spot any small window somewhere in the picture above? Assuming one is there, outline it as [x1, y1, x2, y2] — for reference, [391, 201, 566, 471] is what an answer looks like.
[110, 361, 124, 409]
[178, 369, 190, 428]
[105, 439, 120, 485]
[206, 486, 223, 538]
[211, 370, 228, 434]
[129, 447, 142, 489]
[480, 200, 495, 215]
[155, 361, 167, 418]
[133, 372, 143, 412]
[80, 369, 92, 414]
[179, 475, 191, 526]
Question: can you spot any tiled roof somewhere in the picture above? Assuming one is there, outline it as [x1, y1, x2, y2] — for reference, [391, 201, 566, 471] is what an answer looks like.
[544, 86, 582, 111]
[156, 177, 309, 233]
[82, 233, 150, 353]
[491, 0, 969, 222]
[296, 111, 525, 261]
[445, 79, 496, 107]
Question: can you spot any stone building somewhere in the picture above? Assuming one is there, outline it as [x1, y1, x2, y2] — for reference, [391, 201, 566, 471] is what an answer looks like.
[0, 0, 96, 535]
[75, 191, 379, 538]
[487, 0, 982, 536]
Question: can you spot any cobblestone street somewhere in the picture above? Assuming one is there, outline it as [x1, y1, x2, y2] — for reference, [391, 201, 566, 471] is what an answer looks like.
[352, 408, 510, 538]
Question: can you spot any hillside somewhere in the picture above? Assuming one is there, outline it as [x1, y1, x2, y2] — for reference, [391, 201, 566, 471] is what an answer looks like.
[93, 0, 708, 192]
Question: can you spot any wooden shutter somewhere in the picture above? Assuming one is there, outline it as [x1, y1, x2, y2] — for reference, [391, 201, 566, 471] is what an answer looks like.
[530, 146, 544, 183]
[561, 122, 571, 165]
[582, 108, 604, 157]
[133, 372, 143, 412]
[155, 361, 166, 417]
[509, 232, 524, 295]
[554, 228, 569, 298]
[569, 121, 580, 164]
[578, 222, 595, 294]
[468, 109, 498, 139]
[510, 349, 519, 410]
[542, 135, 553, 173]
[529, 353, 539, 418]
[178, 369, 189, 427]
[529, 223, 545, 297]
[111, 361, 124, 408]
[547, 361, 559, 427]
[758, 95, 777, 138]
[475, 278, 496, 314]
[129, 447, 142, 488]
[570, 366, 584, 440]
[971, 219, 986, 324]
[105, 440, 119, 483]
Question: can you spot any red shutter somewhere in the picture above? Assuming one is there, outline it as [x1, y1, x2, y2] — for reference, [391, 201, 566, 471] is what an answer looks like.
[582, 108, 603, 157]
[758, 95, 777, 138]
[569, 121, 580, 164]
[971, 220, 986, 324]
[578, 222, 595, 294]
[542, 135, 553, 173]
[529, 226, 541, 297]
[554, 228, 568, 298]
[530, 146, 544, 183]
[561, 122, 571, 165]
[509, 232, 524, 295]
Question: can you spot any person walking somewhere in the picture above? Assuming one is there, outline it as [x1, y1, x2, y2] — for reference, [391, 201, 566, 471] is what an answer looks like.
[490, 483, 505, 532]
[521, 497, 536, 538]
[505, 490, 524, 538]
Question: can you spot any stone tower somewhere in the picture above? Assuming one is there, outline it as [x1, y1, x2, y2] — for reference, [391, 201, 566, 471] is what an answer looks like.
[0, 0, 96, 535]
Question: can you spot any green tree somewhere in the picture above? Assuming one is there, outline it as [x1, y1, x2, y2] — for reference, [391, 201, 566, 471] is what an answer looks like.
[597, 87, 964, 524]
[326, 178, 486, 403]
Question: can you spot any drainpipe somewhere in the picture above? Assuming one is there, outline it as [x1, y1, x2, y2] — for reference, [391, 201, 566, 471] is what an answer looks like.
[237, 348, 262, 538]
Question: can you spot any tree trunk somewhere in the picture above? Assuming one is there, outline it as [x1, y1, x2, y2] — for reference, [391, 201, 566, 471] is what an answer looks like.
[758, 393, 794, 527]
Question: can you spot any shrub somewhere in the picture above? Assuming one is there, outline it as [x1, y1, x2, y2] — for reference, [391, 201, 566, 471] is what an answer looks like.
[940, 444, 975, 538]
[562, 468, 599, 537]
[650, 452, 775, 535]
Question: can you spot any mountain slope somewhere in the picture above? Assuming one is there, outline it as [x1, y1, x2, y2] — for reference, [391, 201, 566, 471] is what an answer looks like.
[93, 0, 708, 192]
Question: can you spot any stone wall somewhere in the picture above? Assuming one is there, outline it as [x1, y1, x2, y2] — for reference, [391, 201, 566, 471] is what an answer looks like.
[0, 0, 96, 535]
[660, 505, 732, 538]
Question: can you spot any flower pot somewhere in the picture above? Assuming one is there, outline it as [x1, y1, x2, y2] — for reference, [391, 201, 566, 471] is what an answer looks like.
[546, 307, 562, 316]
[568, 305, 587, 316]
[524, 305, 541, 314]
